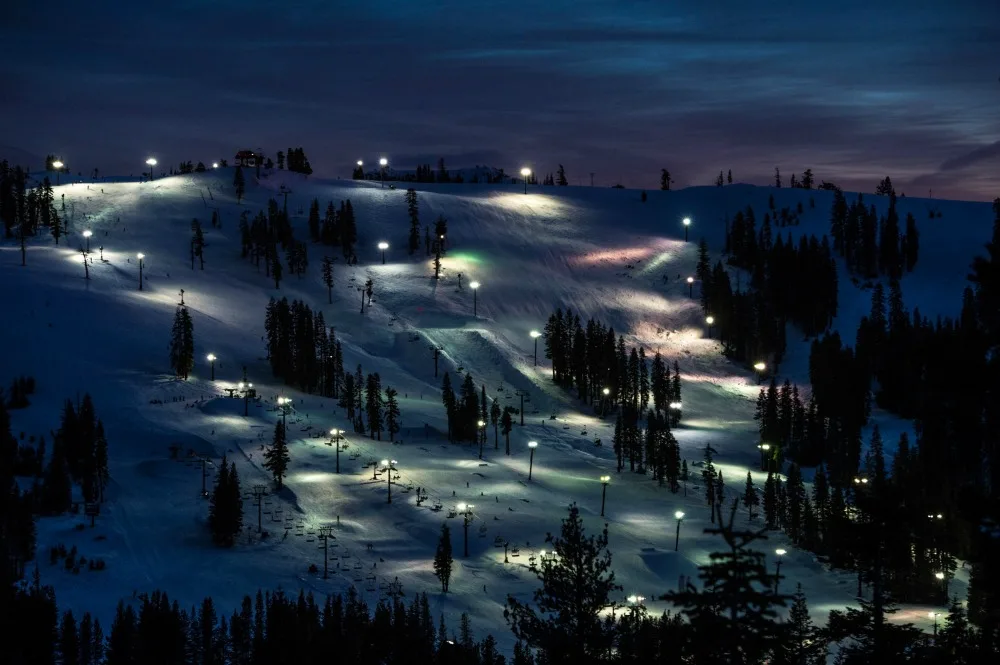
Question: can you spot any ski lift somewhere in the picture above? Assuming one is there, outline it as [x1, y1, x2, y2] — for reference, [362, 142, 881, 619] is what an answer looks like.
[354, 561, 362, 570]
[493, 536, 504, 547]
[478, 524, 488, 536]
[447, 509, 457, 518]
[432, 501, 443, 511]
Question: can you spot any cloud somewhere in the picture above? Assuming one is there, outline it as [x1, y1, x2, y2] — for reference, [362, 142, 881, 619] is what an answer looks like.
[1, 0, 997, 199]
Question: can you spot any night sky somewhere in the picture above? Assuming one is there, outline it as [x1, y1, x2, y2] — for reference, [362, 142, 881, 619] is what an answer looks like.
[2, 1, 998, 200]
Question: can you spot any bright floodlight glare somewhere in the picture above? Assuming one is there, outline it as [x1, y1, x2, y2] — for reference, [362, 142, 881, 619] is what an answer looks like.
[600, 475, 611, 483]
[83, 230, 92, 238]
[206, 354, 216, 362]
[146, 158, 157, 166]
[929, 611, 938, 618]
[528, 441, 538, 448]
[530, 330, 541, 338]
[675, 510, 685, 519]
[52, 160, 64, 169]
[761, 443, 771, 450]
[602, 387, 610, 395]
[237, 382, 245, 390]
[669, 401, 682, 409]
[776, 548, 787, 556]
[683, 217, 691, 226]
[706, 315, 715, 325]
[212, 162, 219, 168]
[469, 281, 480, 289]
[357, 160, 363, 166]
[137, 252, 144, 259]
[520, 167, 531, 177]
[380, 458, 389, 467]
[687, 276, 694, 284]
[754, 362, 766, 371]
[477, 420, 485, 428]
[935, 572, 945, 580]
[379, 157, 388, 166]
[378, 241, 389, 250]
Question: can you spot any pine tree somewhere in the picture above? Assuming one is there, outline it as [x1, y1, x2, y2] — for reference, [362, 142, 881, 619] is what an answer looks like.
[556, 164, 568, 186]
[490, 399, 501, 449]
[169, 306, 195, 379]
[772, 584, 825, 664]
[743, 472, 759, 521]
[660, 169, 672, 191]
[504, 504, 620, 663]
[406, 188, 420, 254]
[263, 421, 290, 488]
[727, 169, 733, 184]
[433, 523, 453, 592]
[774, 167, 782, 188]
[384, 387, 400, 442]
[661, 504, 790, 664]
[208, 454, 243, 546]
[233, 166, 245, 204]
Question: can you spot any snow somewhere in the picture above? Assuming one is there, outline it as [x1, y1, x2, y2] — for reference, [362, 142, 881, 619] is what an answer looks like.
[1, 170, 992, 648]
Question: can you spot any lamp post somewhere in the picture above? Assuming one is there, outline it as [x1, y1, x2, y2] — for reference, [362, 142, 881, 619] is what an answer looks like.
[469, 281, 480, 317]
[206, 354, 216, 381]
[935, 571, 948, 597]
[146, 158, 157, 181]
[477, 420, 486, 459]
[212, 162, 219, 169]
[600, 475, 610, 517]
[52, 160, 64, 185]
[687, 276, 695, 298]
[251, 484, 267, 533]
[705, 315, 714, 338]
[774, 548, 787, 594]
[318, 525, 335, 579]
[277, 396, 290, 428]
[378, 241, 389, 264]
[379, 157, 388, 188]
[758, 443, 771, 472]
[602, 387, 610, 417]
[83, 230, 92, 253]
[682, 217, 691, 242]
[928, 611, 940, 639]
[330, 429, 343, 473]
[381, 459, 397, 504]
[458, 503, 474, 557]
[137, 253, 145, 290]
[753, 361, 766, 384]
[530, 330, 541, 366]
[527, 441, 538, 480]
[674, 510, 685, 551]
[238, 380, 253, 416]
[520, 167, 531, 194]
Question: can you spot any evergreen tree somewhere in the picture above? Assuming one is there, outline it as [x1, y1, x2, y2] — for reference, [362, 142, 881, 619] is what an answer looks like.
[307, 198, 320, 241]
[263, 421, 290, 489]
[772, 584, 825, 664]
[556, 165, 568, 186]
[743, 472, 759, 521]
[504, 504, 620, 664]
[433, 523, 453, 592]
[321, 256, 334, 304]
[775, 167, 782, 188]
[208, 454, 243, 546]
[728, 169, 733, 184]
[169, 306, 195, 379]
[234, 166, 245, 204]
[93, 421, 109, 503]
[661, 504, 790, 664]
[406, 188, 420, 254]
[660, 169, 672, 191]
[384, 387, 400, 442]
[41, 438, 72, 514]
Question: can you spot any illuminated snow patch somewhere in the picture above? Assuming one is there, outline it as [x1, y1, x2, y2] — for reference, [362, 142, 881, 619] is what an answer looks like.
[486, 191, 570, 215]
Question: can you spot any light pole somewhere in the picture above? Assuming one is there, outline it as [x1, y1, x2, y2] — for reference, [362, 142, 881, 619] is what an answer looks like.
[774, 548, 787, 594]
[929, 611, 940, 639]
[458, 503, 474, 557]
[682, 217, 691, 242]
[758, 443, 771, 472]
[146, 157, 157, 181]
[277, 396, 290, 428]
[687, 276, 695, 298]
[520, 167, 531, 194]
[52, 160, 64, 185]
[705, 315, 714, 338]
[83, 230, 92, 253]
[478, 420, 486, 459]
[379, 157, 388, 188]
[527, 441, 537, 480]
[330, 429, 344, 473]
[470, 281, 480, 317]
[251, 484, 267, 533]
[381, 459, 397, 504]
[600, 475, 610, 517]
[378, 241, 389, 264]
[935, 571, 947, 597]
[137, 253, 145, 290]
[530, 330, 541, 366]
[753, 361, 766, 384]
[206, 354, 216, 381]
[212, 162, 219, 169]
[674, 510, 685, 551]
[318, 525, 335, 579]
[601, 387, 610, 417]
[238, 380, 253, 416]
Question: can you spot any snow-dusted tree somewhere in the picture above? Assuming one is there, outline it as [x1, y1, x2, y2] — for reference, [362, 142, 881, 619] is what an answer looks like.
[501, 407, 513, 454]
[504, 504, 620, 663]
[321, 256, 334, 303]
[263, 421, 290, 489]
[433, 523, 453, 592]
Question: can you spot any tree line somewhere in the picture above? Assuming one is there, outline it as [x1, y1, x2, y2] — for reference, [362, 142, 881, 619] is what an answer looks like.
[829, 189, 919, 280]
[305, 197, 359, 262]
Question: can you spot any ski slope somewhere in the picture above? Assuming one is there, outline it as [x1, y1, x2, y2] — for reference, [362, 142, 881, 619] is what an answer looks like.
[1, 168, 993, 649]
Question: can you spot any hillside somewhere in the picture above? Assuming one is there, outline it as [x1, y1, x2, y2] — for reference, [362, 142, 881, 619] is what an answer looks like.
[1, 168, 994, 650]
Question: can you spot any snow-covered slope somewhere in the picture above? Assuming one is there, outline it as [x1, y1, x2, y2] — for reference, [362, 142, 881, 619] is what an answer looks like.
[1, 169, 993, 648]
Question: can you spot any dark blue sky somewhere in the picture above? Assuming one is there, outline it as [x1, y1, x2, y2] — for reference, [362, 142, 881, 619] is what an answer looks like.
[2, 0, 998, 199]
